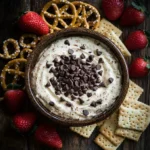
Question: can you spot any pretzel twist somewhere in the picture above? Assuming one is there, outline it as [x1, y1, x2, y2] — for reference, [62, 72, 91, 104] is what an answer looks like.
[0, 38, 20, 59]
[41, 0, 77, 33]
[72, 1, 100, 30]
[20, 48, 33, 59]
[19, 34, 39, 49]
[0, 58, 27, 90]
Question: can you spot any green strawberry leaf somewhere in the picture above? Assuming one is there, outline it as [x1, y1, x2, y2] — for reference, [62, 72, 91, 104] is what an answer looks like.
[132, 0, 150, 17]
[7, 83, 23, 90]
[144, 56, 150, 70]
[147, 64, 150, 69]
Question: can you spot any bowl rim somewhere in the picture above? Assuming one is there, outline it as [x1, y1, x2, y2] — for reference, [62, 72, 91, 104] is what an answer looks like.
[25, 27, 129, 126]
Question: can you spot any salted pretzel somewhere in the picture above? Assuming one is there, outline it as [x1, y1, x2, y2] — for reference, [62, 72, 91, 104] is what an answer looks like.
[19, 34, 39, 49]
[41, 0, 77, 33]
[0, 58, 27, 90]
[20, 48, 33, 59]
[0, 38, 20, 59]
[72, 1, 100, 30]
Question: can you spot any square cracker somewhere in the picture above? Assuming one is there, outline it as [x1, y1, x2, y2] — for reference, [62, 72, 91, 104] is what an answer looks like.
[100, 30, 131, 58]
[70, 124, 96, 138]
[125, 80, 143, 101]
[97, 120, 105, 127]
[100, 112, 124, 146]
[95, 18, 122, 37]
[95, 134, 123, 150]
[118, 105, 150, 132]
[115, 128, 142, 141]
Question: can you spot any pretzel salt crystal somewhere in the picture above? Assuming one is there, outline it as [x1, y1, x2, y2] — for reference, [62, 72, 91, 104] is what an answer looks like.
[41, 0, 77, 33]
[0, 38, 20, 59]
[0, 58, 27, 90]
[20, 48, 33, 59]
[72, 1, 100, 30]
[19, 34, 39, 49]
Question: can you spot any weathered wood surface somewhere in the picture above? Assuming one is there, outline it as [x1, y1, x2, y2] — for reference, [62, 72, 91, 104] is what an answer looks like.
[0, 0, 150, 150]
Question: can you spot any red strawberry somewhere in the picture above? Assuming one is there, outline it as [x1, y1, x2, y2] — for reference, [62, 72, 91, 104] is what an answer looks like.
[129, 57, 150, 77]
[124, 30, 149, 51]
[120, 1, 149, 26]
[18, 11, 49, 35]
[13, 112, 37, 133]
[102, 0, 124, 21]
[35, 124, 62, 149]
[4, 90, 26, 113]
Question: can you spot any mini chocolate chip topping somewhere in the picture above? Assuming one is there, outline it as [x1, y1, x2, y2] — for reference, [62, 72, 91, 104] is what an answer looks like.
[97, 99, 102, 104]
[80, 44, 85, 49]
[98, 70, 103, 76]
[79, 98, 84, 104]
[60, 97, 65, 102]
[47, 52, 105, 98]
[90, 102, 97, 107]
[66, 102, 72, 107]
[80, 53, 85, 59]
[64, 40, 70, 45]
[46, 61, 51, 68]
[68, 49, 74, 54]
[108, 78, 114, 83]
[99, 58, 104, 63]
[83, 110, 89, 116]
[87, 93, 92, 97]
[49, 101, 55, 106]
[96, 49, 102, 56]
[45, 82, 50, 88]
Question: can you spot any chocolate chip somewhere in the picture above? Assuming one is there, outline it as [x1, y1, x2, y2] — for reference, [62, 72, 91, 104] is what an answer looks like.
[96, 49, 102, 56]
[97, 43, 100, 45]
[64, 92, 69, 97]
[93, 86, 98, 91]
[79, 98, 84, 104]
[68, 49, 74, 54]
[55, 91, 61, 95]
[71, 55, 76, 60]
[80, 44, 85, 49]
[83, 110, 89, 116]
[90, 102, 97, 107]
[100, 82, 106, 87]
[89, 55, 94, 61]
[87, 93, 92, 97]
[99, 58, 104, 63]
[97, 99, 102, 104]
[108, 78, 114, 83]
[46, 61, 51, 68]
[71, 65, 76, 71]
[49, 101, 55, 106]
[49, 67, 55, 73]
[60, 97, 65, 102]
[98, 70, 103, 76]
[80, 53, 85, 59]
[53, 58, 59, 63]
[45, 82, 50, 87]
[64, 40, 70, 45]
[96, 64, 101, 70]
[66, 102, 72, 107]
[71, 95, 76, 100]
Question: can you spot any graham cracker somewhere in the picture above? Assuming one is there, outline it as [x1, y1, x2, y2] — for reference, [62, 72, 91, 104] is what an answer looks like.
[118, 105, 150, 132]
[70, 124, 96, 138]
[100, 112, 124, 146]
[95, 18, 122, 37]
[95, 134, 123, 150]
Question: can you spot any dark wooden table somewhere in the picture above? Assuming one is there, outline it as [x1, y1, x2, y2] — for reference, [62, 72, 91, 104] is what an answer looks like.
[0, 0, 150, 150]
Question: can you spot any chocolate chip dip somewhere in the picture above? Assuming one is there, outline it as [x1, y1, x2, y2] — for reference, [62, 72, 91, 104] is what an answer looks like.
[32, 36, 122, 120]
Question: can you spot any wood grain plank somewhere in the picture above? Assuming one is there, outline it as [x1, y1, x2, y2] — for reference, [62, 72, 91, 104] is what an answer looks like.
[0, 0, 30, 150]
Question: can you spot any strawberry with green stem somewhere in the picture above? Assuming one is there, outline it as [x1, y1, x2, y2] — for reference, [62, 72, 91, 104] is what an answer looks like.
[124, 30, 150, 51]
[120, 0, 149, 26]
[129, 57, 150, 78]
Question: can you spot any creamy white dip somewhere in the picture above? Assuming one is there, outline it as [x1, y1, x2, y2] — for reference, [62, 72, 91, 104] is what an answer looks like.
[32, 36, 122, 120]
